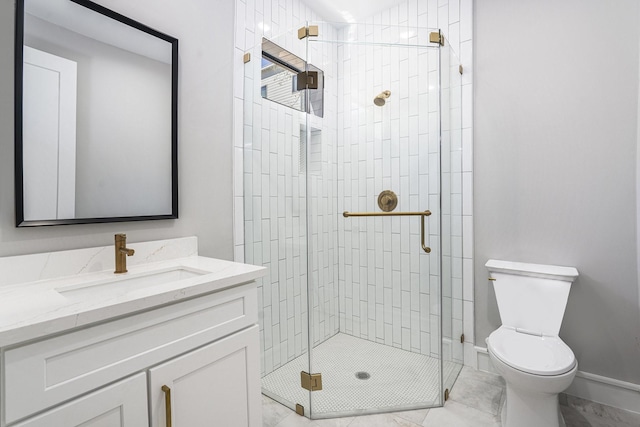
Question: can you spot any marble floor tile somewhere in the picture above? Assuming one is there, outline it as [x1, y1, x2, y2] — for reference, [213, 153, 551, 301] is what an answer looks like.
[264, 395, 297, 427]
[264, 367, 640, 427]
[272, 413, 356, 427]
[348, 413, 422, 427]
[562, 395, 640, 427]
[311, 416, 356, 427]
[448, 366, 505, 416]
[422, 401, 501, 427]
[455, 366, 506, 388]
[392, 408, 430, 424]
[561, 405, 600, 427]
[272, 414, 316, 427]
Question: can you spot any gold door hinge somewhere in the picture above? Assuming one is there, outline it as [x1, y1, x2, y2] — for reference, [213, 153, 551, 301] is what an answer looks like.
[295, 404, 304, 416]
[298, 25, 319, 39]
[429, 31, 444, 46]
[296, 71, 319, 90]
[460, 333, 465, 343]
[243, 52, 251, 63]
[444, 388, 450, 401]
[301, 371, 323, 391]
[459, 64, 463, 74]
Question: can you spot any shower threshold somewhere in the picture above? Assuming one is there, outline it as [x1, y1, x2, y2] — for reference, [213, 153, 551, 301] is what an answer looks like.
[262, 333, 462, 419]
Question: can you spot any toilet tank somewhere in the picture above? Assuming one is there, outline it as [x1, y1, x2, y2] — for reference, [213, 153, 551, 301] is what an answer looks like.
[486, 260, 579, 336]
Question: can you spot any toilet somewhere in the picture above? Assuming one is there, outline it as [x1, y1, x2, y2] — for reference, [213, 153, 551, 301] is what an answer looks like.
[485, 259, 579, 427]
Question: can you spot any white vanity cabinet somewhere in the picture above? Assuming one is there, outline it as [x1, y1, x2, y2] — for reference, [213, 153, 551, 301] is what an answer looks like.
[1, 283, 262, 427]
[149, 326, 260, 426]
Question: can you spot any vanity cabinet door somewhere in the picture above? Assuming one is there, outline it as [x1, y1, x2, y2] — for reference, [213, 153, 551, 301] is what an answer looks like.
[149, 325, 261, 427]
[13, 373, 148, 427]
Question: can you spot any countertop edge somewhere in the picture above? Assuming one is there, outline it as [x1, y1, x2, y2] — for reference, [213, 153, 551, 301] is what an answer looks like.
[0, 258, 267, 348]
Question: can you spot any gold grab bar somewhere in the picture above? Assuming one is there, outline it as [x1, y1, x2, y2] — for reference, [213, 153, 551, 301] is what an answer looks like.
[162, 385, 172, 427]
[342, 210, 432, 253]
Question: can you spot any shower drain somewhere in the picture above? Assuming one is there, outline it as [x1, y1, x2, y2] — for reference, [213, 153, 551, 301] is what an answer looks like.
[355, 371, 371, 380]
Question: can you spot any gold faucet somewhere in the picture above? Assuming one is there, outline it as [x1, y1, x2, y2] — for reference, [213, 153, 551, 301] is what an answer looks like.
[114, 233, 135, 274]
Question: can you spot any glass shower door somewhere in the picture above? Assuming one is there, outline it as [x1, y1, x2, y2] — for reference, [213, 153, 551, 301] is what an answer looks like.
[242, 32, 313, 414]
[305, 23, 451, 419]
[440, 35, 465, 398]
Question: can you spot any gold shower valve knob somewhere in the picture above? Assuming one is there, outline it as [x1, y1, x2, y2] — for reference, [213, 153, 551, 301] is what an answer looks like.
[378, 190, 398, 212]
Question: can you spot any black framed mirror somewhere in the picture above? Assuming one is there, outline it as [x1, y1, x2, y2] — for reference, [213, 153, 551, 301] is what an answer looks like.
[15, 0, 178, 226]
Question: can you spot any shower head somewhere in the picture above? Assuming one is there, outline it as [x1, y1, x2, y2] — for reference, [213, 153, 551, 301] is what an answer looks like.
[374, 90, 391, 106]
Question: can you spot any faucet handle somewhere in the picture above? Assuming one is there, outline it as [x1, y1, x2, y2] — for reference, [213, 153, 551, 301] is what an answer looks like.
[114, 233, 134, 274]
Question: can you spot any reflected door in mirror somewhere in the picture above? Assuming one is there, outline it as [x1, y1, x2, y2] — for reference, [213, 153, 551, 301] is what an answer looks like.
[22, 46, 77, 220]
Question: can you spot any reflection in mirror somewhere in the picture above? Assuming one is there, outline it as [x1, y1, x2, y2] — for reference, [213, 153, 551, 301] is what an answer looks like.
[15, 0, 178, 226]
[260, 38, 324, 117]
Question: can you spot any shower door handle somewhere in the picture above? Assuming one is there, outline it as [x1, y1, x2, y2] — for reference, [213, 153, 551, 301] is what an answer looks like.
[342, 210, 432, 253]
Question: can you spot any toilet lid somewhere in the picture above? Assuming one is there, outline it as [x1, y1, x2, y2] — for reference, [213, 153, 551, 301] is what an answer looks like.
[487, 327, 576, 376]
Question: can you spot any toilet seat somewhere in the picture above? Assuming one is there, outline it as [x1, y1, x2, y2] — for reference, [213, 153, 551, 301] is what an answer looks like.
[487, 326, 576, 376]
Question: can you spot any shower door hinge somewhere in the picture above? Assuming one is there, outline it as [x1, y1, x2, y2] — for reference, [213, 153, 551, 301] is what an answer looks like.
[459, 64, 463, 75]
[298, 25, 319, 39]
[296, 71, 319, 90]
[295, 404, 304, 416]
[429, 31, 444, 46]
[460, 333, 465, 343]
[301, 371, 323, 391]
[444, 388, 450, 401]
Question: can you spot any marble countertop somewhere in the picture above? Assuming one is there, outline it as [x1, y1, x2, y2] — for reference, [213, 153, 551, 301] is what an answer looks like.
[0, 238, 266, 348]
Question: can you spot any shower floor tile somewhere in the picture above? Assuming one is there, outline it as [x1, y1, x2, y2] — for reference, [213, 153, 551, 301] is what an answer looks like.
[262, 333, 462, 418]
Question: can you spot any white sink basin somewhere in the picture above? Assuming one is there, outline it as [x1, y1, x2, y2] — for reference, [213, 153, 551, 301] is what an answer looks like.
[56, 266, 209, 299]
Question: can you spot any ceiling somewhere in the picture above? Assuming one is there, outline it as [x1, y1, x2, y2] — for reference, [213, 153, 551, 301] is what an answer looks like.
[302, 0, 402, 24]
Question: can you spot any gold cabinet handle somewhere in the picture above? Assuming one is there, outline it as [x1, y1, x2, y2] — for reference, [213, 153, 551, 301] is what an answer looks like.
[162, 385, 172, 427]
[343, 210, 431, 253]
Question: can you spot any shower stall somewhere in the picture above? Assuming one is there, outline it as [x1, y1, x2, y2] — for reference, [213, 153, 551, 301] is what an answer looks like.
[242, 21, 463, 419]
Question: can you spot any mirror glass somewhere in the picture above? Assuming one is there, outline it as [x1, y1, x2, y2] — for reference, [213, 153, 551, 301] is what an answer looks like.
[15, 0, 178, 226]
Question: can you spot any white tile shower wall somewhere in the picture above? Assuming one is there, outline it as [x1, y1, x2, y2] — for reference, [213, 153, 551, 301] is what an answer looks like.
[336, 25, 438, 357]
[336, 0, 467, 363]
[233, 0, 474, 372]
[306, 25, 340, 354]
[235, 0, 340, 377]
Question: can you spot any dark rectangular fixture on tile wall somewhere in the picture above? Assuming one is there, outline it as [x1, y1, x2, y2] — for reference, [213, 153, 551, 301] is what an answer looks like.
[259, 38, 324, 118]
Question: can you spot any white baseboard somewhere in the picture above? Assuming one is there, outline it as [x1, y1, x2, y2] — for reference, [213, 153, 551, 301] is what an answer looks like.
[467, 345, 640, 414]
[566, 371, 640, 413]
[472, 345, 496, 374]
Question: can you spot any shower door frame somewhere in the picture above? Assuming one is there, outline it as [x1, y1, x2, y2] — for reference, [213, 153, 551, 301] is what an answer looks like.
[303, 24, 463, 419]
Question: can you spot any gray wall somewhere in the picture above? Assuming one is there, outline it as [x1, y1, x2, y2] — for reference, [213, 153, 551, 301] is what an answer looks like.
[475, 0, 640, 383]
[0, 0, 235, 259]
[637, 4, 640, 321]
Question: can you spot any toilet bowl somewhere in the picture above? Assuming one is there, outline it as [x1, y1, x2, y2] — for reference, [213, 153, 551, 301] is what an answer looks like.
[485, 260, 579, 427]
[487, 326, 577, 427]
